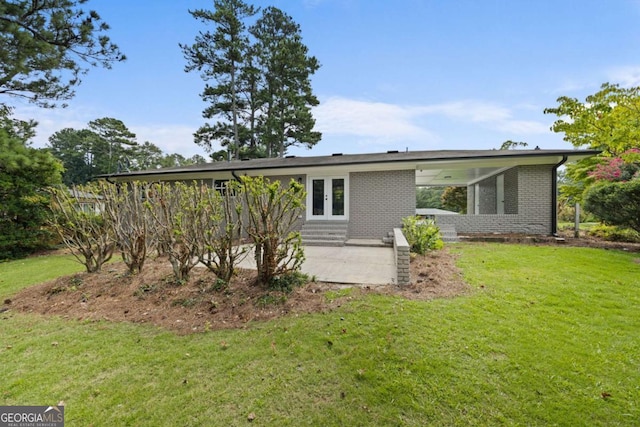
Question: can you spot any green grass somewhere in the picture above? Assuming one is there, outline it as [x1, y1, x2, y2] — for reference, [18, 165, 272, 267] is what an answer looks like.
[1, 244, 639, 426]
[0, 253, 84, 299]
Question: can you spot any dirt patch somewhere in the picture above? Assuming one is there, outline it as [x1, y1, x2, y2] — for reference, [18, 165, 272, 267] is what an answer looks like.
[7, 248, 467, 334]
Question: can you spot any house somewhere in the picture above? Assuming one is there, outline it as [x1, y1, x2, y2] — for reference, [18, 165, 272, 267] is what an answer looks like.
[100, 149, 599, 244]
[68, 188, 104, 214]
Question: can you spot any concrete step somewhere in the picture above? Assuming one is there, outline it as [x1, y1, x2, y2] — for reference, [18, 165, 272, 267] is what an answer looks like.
[302, 239, 345, 247]
[300, 233, 346, 241]
[300, 221, 348, 246]
[300, 229, 348, 235]
[435, 223, 460, 243]
[345, 239, 391, 247]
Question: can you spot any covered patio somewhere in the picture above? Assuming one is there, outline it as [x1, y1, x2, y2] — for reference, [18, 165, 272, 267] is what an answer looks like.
[413, 150, 596, 235]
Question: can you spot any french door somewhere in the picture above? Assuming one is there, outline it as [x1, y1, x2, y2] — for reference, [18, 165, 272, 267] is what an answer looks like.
[307, 176, 348, 220]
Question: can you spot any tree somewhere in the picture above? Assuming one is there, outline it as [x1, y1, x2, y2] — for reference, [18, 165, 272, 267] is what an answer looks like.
[196, 181, 246, 284]
[157, 153, 208, 168]
[544, 83, 640, 201]
[441, 186, 467, 213]
[0, 0, 125, 108]
[182, 1, 321, 159]
[131, 141, 164, 170]
[181, 0, 258, 158]
[48, 128, 96, 185]
[416, 186, 444, 209]
[147, 182, 203, 282]
[48, 119, 208, 185]
[0, 104, 36, 140]
[544, 83, 640, 156]
[88, 117, 138, 174]
[250, 6, 321, 157]
[500, 140, 528, 150]
[0, 129, 63, 259]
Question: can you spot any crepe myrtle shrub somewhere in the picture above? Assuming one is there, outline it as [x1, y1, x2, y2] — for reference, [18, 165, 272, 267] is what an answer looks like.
[239, 175, 306, 286]
[146, 182, 204, 283]
[197, 180, 247, 285]
[100, 181, 154, 275]
[48, 184, 115, 272]
[584, 179, 640, 234]
[402, 215, 444, 255]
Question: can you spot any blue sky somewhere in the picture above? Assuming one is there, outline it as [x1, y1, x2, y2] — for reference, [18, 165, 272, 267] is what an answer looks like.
[13, 0, 640, 158]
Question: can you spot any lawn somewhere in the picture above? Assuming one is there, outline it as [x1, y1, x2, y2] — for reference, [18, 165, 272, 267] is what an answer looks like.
[1, 244, 639, 426]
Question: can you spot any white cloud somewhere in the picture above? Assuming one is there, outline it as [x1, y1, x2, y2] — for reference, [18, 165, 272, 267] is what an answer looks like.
[12, 104, 94, 148]
[313, 97, 437, 144]
[418, 100, 512, 123]
[11, 104, 208, 157]
[313, 97, 549, 147]
[608, 65, 640, 87]
[130, 124, 208, 157]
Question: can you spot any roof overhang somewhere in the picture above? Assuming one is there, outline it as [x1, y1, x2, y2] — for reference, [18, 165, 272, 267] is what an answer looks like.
[99, 149, 600, 186]
[414, 152, 595, 186]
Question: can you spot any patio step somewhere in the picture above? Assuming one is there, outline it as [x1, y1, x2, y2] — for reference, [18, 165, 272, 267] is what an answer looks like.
[301, 221, 348, 246]
[438, 223, 459, 243]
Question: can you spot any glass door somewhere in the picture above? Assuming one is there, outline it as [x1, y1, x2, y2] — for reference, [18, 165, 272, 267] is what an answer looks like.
[307, 176, 348, 220]
[311, 178, 325, 217]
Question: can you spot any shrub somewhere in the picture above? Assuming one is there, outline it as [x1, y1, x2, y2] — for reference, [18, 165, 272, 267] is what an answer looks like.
[587, 224, 640, 243]
[268, 271, 309, 293]
[48, 185, 115, 273]
[240, 176, 306, 285]
[101, 181, 154, 275]
[1, 130, 63, 259]
[401, 216, 444, 255]
[584, 179, 640, 234]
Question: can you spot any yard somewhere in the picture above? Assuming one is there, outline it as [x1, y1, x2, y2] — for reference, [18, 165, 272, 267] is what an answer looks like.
[1, 243, 639, 426]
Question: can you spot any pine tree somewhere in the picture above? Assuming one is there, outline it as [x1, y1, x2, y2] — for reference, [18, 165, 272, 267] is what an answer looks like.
[0, 0, 125, 108]
[250, 6, 321, 157]
[181, 0, 258, 159]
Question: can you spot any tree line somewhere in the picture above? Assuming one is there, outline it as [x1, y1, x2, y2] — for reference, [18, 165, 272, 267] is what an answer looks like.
[48, 117, 207, 186]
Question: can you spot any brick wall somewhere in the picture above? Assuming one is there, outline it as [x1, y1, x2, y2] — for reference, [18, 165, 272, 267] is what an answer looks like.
[435, 165, 554, 234]
[349, 169, 416, 239]
[393, 228, 411, 286]
[467, 184, 475, 214]
[504, 168, 519, 214]
[478, 175, 497, 214]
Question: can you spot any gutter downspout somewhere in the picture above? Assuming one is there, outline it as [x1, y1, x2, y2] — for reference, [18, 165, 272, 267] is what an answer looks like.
[231, 170, 242, 182]
[551, 155, 568, 236]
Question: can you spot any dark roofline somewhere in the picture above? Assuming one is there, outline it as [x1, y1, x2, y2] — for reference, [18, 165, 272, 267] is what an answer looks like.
[97, 148, 601, 180]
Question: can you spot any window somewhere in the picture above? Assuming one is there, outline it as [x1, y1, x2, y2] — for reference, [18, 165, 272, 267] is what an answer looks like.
[214, 179, 235, 196]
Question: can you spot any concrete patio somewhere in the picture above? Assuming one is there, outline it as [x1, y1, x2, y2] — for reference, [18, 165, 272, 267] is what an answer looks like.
[237, 245, 396, 285]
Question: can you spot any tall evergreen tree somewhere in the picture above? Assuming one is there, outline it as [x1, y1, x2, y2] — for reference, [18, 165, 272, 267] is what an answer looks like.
[48, 128, 96, 185]
[182, 2, 321, 159]
[88, 117, 138, 174]
[181, 0, 258, 159]
[250, 6, 321, 157]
